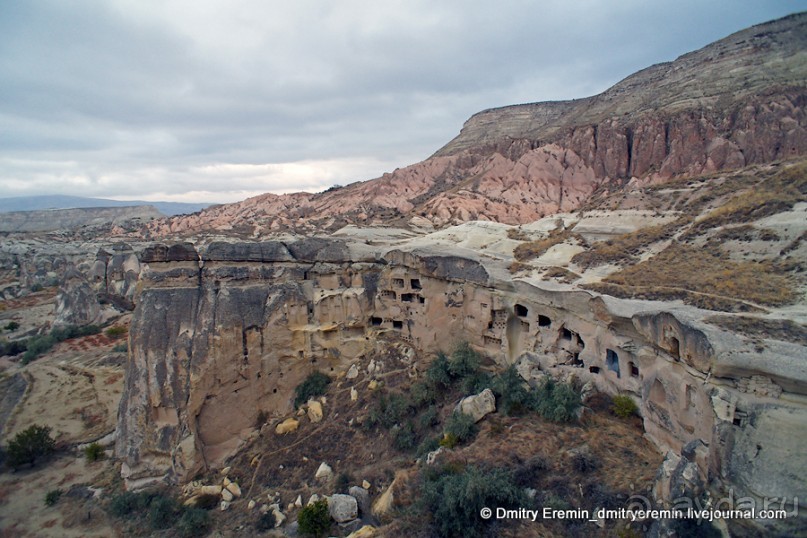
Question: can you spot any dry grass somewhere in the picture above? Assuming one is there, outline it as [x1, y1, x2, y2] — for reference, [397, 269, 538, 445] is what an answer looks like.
[506, 228, 532, 241]
[587, 243, 798, 311]
[704, 316, 807, 346]
[513, 225, 583, 262]
[542, 266, 580, 283]
[572, 216, 692, 269]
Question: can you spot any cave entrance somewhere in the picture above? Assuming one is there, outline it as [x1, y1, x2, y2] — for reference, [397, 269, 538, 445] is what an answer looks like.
[515, 304, 528, 317]
[606, 349, 620, 378]
[538, 315, 551, 327]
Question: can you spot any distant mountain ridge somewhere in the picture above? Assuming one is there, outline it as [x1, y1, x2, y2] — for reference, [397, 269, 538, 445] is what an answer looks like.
[0, 195, 213, 216]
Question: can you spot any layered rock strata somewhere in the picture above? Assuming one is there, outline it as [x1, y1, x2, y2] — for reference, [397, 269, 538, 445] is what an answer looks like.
[117, 238, 806, 535]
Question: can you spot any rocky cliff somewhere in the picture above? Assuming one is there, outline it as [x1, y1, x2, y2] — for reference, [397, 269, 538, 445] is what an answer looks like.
[143, 13, 807, 237]
[117, 233, 806, 533]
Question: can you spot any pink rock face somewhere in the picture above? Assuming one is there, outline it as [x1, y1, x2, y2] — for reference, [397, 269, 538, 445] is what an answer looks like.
[139, 14, 807, 237]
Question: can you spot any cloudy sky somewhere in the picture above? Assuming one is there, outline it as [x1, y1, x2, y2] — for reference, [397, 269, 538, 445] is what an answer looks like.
[0, 1, 800, 204]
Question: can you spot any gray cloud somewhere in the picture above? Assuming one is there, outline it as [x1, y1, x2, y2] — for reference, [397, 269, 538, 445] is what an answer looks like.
[0, 0, 799, 203]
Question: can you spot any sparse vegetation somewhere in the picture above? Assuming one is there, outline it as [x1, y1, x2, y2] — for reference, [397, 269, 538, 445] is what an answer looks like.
[611, 395, 639, 418]
[443, 412, 478, 445]
[298, 498, 331, 537]
[293, 371, 331, 408]
[112, 342, 128, 353]
[177, 507, 211, 537]
[420, 464, 526, 537]
[104, 325, 127, 339]
[44, 488, 63, 507]
[84, 442, 104, 462]
[542, 266, 580, 283]
[5, 424, 56, 468]
[4, 321, 19, 332]
[19, 324, 101, 364]
[514, 223, 583, 261]
[591, 243, 797, 310]
[256, 510, 276, 531]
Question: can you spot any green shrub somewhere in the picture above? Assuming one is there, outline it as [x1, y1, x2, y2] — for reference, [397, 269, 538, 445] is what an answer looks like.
[416, 436, 441, 457]
[293, 372, 331, 408]
[104, 326, 127, 339]
[392, 421, 418, 452]
[421, 465, 526, 537]
[425, 352, 452, 388]
[108, 491, 152, 518]
[193, 493, 220, 510]
[6, 425, 55, 468]
[177, 506, 210, 537]
[256, 510, 276, 531]
[21, 335, 56, 364]
[461, 371, 492, 396]
[30, 283, 43, 292]
[447, 342, 481, 378]
[298, 499, 331, 537]
[84, 442, 104, 462]
[112, 343, 128, 353]
[611, 394, 638, 418]
[149, 494, 179, 530]
[4, 321, 19, 332]
[438, 432, 458, 449]
[410, 381, 438, 407]
[491, 365, 533, 416]
[444, 412, 478, 445]
[417, 405, 439, 430]
[366, 393, 411, 429]
[44, 489, 63, 507]
[533, 378, 581, 423]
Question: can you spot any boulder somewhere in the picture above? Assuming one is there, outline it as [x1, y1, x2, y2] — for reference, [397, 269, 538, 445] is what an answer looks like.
[225, 481, 241, 498]
[348, 485, 370, 516]
[315, 462, 333, 480]
[307, 400, 324, 423]
[455, 388, 496, 422]
[221, 488, 234, 502]
[328, 494, 358, 523]
[347, 364, 359, 379]
[199, 485, 222, 496]
[350, 387, 358, 401]
[348, 526, 379, 538]
[276, 418, 300, 435]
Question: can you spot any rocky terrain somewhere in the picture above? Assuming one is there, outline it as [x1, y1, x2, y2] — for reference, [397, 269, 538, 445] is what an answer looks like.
[0, 206, 162, 233]
[140, 13, 807, 237]
[0, 12, 805, 538]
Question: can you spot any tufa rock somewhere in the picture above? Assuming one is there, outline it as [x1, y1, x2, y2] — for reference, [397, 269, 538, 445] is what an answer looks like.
[328, 494, 359, 523]
[276, 418, 300, 435]
[315, 462, 333, 480]
[348, 485, 370, 516]
[455, 388, 496, 422]
[307, 400, 324, 423]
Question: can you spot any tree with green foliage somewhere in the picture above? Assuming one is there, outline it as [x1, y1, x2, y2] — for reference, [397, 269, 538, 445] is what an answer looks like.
[298, 498, 331, 537]
[611, 394, 639, 418]
[491, 365, 533, 415]
[294, 371, 331, 408]
[6, 425, 55, 468]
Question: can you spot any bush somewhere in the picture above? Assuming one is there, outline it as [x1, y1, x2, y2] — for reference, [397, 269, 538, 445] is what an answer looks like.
[6, 425, 55, 468]
[533, 378, 581, 423]
[193, 493, 220, 510]
[461, 371, 492, 396]
[366, 393, 411, 429]
[492, 365, 533, 416]
[444, 412, 478, 445]
[112, 343, 128, 353]
[149, 494, 179, 530]
[30, 283, 43, 292]
[410, 381, 438, 407]
[4, 321, 19, 332]
[177, 507, 210, 537]
[393, 421, 418, 452]
[421, 465, 526, 537]
[298, 499, 331, 537]
[105, 326, 127, 339]
[84, 442, 104, 462]
[416, 436, 441, 457]
[425, 352, 452, 388]
[45, 489, 63, 506]
[21, 334, 56, 364]
[447, 342, 481, 378]
[256, 510, 276, 531]
[293, 372, 331, 408]
[611, 394, 639, 418]
[108, 491, 152, 518]
[417, 405, 439, 430]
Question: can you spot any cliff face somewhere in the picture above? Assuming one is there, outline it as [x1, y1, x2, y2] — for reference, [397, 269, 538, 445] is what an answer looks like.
[117, 238, 807, 522]
[143, 14, 807, 236]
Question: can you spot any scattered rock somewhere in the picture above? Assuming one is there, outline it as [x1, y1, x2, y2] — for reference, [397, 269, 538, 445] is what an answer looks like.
[221, 466, 231, 475]
[328, 494, 358, 523]
[273, 507, 287, 527]
[348, 526, 379, 538]
[221, 488, 234, 502]
[248, 500, 256, 509]
[307, 399, 324, 423]
[362, 480, 371, 490]
[347, 364, 359, 379]
[226, 481, 242, 498]
[580, 381, 597, 403]
[315, 462, 333, 480]
[350, 387, 358, 401]
[200, 485, 222, 495]
[220, 501, 230, 511]
[276, 417, 300, 435]
[295, 494, 303, 508]
[368, 380, 379, 390]
[455, 388, 496, 422]
[426, 447, 444, 465]
[307, 494, 320, 506]
[348, 485, 370, 516]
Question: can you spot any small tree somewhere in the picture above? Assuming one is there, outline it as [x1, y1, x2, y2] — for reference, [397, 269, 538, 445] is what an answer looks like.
[6, 425, 55, 468]
[293, 372, 331, 408]
[611, 394, 639, 418]
[84, 442, 104, 463]
[298, 499, 331, 537]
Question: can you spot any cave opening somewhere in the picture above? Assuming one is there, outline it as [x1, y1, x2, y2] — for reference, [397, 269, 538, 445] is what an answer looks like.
[538, 315, 551, 327]
[410, 278, 422, 290]
[606, 349, 620, 378]
[515, 304, 529, 317]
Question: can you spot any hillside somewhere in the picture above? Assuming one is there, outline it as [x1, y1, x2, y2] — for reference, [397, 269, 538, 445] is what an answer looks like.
[141, 13, 807, 238]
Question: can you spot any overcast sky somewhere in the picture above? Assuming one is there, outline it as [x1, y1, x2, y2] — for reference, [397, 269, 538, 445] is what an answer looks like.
[0, 1, 800, 204]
